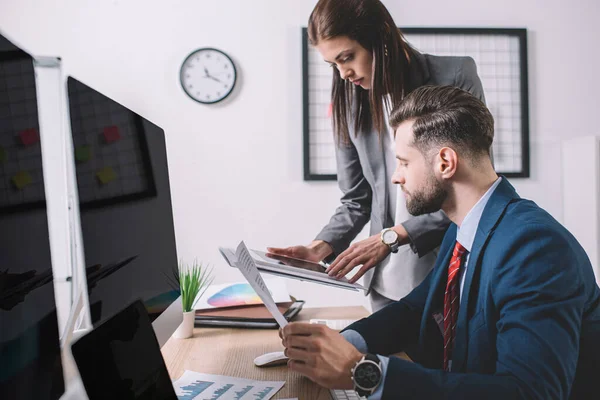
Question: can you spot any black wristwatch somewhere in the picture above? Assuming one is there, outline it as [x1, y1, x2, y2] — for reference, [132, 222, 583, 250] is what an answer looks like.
[351, 353, 382, 398]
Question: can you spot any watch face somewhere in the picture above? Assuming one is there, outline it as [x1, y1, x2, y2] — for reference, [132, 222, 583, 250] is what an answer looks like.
[180, 48, 237, 104]
[354, 361, 381, 390]
[382, 229, 398, 244]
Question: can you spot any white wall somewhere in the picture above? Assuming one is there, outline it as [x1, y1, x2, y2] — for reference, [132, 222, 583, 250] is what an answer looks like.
[1, 0, 599, 309]
[562, 136, 600, 281]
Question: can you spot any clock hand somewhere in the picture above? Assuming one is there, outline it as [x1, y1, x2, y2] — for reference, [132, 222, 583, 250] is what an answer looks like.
[202, 66, 222, 83]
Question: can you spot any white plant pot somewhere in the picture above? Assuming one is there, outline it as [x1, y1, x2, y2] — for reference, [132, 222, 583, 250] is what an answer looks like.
[173, 311, 195, 339]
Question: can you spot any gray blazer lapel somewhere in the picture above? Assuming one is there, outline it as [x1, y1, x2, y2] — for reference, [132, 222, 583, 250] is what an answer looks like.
[351, 127, 389, 291]
[362, 127, 389, 226]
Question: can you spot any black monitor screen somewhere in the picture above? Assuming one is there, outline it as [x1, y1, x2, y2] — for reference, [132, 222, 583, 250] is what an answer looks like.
[0, 34, 64, 399]
[67, 77, 179, 326]
[71, 300, 177, 400]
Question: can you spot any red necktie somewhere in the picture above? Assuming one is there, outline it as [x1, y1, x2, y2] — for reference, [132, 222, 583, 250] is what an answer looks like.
[443, 241, 467, 371]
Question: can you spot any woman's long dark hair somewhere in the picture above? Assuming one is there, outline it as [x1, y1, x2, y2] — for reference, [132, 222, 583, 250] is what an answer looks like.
[308, 0, 415, 144]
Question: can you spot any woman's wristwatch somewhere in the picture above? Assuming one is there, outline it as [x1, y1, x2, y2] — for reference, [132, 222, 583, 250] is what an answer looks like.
[380, 228, 400, 253]
[351, 353, 383, 398]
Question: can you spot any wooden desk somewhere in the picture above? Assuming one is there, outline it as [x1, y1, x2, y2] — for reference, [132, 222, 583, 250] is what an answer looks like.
[161, 306, 370, 399]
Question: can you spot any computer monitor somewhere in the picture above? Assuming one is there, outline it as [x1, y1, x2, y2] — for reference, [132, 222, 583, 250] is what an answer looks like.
[66, 77, 182, 346]
[0, 33, 65, 399]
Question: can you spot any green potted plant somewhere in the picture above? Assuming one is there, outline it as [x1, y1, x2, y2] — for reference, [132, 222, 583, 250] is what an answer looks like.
[173, 259, 214, 339]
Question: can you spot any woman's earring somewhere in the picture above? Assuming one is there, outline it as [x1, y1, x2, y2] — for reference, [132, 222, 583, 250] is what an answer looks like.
[384, 44, 389, 57]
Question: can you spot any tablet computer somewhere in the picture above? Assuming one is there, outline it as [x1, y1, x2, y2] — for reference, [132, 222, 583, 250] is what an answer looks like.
[249, 250, 364, 291]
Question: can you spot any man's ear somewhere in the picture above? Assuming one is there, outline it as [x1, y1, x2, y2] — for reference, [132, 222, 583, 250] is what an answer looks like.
[436, 147, 458, 179]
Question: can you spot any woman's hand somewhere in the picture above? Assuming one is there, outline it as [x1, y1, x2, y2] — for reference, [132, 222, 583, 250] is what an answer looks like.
[267, 240, 333, 262]
[325, 234, 389, 283]
[326, 225, 409, 283]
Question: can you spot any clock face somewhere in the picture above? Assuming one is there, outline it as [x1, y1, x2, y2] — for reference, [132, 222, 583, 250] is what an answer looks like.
[180, 48, 237, 104]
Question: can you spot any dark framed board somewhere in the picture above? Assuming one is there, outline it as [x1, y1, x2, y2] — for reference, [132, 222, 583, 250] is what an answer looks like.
[303, 27, 530, 180]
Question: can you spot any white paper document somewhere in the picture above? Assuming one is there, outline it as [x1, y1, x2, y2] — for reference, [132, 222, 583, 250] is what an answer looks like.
[173, 370, 284, 400]
[234, 241, 289, 328]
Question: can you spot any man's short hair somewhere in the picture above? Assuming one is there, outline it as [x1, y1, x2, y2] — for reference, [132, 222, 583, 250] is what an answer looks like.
[390, 85, 494, 160]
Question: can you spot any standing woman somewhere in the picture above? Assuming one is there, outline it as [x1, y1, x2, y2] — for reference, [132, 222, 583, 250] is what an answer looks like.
[269, 0, 486, 311]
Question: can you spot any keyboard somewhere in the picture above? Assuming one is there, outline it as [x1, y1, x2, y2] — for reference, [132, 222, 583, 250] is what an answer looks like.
[330, 389, 362, 399]
[309, 319, 357, 331]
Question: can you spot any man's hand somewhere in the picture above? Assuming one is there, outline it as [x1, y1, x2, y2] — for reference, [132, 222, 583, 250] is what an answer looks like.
[280, 322, 363, 389]
[267, 240, 333, 263]
[326, 225, 409, 283]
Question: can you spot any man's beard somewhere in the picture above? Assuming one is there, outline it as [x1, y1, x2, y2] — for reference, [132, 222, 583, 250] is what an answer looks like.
[403, 173, 448, 216]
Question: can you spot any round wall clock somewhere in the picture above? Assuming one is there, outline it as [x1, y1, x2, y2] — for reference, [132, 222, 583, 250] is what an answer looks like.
[180, 48, 237, 104]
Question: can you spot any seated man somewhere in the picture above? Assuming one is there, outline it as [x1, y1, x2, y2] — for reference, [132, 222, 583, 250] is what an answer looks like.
[280, 85, 600, 399]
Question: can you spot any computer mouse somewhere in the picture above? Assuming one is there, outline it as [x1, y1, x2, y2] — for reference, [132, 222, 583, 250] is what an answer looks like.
[253, 351, 289, 367]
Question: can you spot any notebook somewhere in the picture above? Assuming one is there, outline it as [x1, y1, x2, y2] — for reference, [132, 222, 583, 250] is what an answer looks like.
[194, 300, 304, 329]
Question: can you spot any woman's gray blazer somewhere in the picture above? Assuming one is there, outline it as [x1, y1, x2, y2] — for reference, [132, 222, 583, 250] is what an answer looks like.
[315, 51, 486, 295]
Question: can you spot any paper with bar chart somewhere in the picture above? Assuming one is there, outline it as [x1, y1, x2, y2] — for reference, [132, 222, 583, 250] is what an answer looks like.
[174, 370, 284, 400]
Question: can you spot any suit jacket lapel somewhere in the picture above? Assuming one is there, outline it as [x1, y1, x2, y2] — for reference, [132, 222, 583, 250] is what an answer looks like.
[418, 225, 457, 363]
[451, 178, 520, 371]
[362, 124, 389, 225]
[379, 132, 391, 224]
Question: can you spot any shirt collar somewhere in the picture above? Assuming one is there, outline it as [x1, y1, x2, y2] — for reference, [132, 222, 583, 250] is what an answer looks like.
[456, 177, 502, 252]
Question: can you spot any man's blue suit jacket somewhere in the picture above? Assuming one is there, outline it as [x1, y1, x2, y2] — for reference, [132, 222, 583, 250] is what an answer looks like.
[346, 178, 600, 399]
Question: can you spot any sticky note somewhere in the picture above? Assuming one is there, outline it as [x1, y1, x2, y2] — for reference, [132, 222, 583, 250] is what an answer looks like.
[75, 146, 91, 162]
[12, 171, 32, 189]
[96, 166, 117, 185]
[19, 128, 40, 146]
[327, 102, 333, 118]
[103, 126, 121, 143]
[0, 146, 6, 163]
